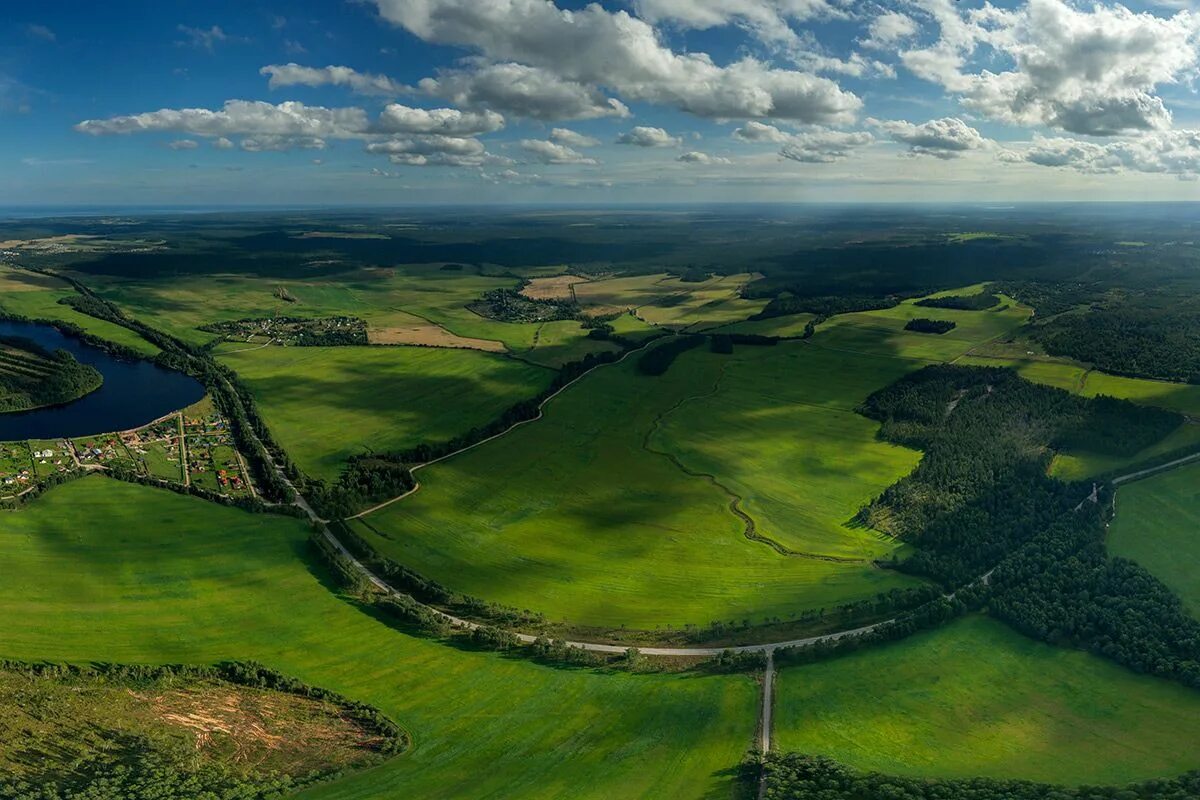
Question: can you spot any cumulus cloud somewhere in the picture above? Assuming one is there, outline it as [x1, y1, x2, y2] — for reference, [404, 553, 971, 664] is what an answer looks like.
[260, 63, 404, 96]
[520, 139, 598, 164]
[550, 128, 600, 148]
[419, 63, 629, 121]
[902, 0, 1200, 136]
[1007, 130, 1200, 178]
[870, 116, 990, 159]
[75, 100, 370, 139]
[212, 137, 234, 149]
[633, 0, 847, 44]
[371, 0, 862, 124]
[677, 150, 732, 164]
[365, 134, 489, 166]
[374, 103, 504, 135]
[861, 11, 917, 50]
[733, 120, 872, 162]
[167, 139, 198, 150]
[617, 126, 682, 147]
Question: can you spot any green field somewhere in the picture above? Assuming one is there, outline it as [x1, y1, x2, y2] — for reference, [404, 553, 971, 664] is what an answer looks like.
[0, 477, 757, 800]
[1108, 461, 1200, 618]
[352, 342, 922, 630]
[774, 615, 1200, 784]
[651, 343, 921, 559]
[0, 265, 159, 356]
[217, 345, 555, 481]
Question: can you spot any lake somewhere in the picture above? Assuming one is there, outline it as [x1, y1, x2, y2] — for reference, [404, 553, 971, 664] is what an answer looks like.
[0, 320, 205, 441]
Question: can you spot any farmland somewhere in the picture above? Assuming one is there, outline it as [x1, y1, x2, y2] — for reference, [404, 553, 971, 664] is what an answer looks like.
[1108, 461, 1200, 618]
[774, 615, 1200, 785]
[217, 344, 555, 482]
[351, 342, 924, 631]
[0, 477, 757, 800]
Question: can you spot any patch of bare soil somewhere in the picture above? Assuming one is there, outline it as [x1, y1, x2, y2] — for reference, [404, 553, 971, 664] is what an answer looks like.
[520, 275, 589, 301]
[368, 324, 507, 352]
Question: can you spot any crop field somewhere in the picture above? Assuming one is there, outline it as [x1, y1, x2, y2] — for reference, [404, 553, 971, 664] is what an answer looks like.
[1108, 461, 1200, 618]
[351, 343, 922, 630]
[774, 615, 1200, 785]
[0, 266, 158, 356]
[572, 272, 767, 327]
[713, 313, 816, 337]
[217, 344, 556, 481]
[0, 477, 757, 800]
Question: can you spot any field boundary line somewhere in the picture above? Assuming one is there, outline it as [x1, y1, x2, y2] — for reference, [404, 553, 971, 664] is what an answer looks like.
[344, 336, 663, 520]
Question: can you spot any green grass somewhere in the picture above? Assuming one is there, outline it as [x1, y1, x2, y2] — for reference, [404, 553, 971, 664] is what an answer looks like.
[774, 615, 1200, 785]
[217, 345, 554, 481]
[0, 477, 757, 800]
[1108, 461, 1200, 618]
[652, 344, 921, 559]
[353, 343, 921, 630]
[0, 268, 158, 357]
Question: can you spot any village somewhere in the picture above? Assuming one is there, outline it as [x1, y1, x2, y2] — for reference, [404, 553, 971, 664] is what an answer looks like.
[1, 395, 255, 500]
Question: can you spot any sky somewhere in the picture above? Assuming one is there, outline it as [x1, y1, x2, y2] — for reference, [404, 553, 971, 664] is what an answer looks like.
[5, 0, 1200, 205]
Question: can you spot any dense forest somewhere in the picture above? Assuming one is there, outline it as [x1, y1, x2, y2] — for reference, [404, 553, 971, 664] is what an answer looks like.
[856, 365, 1200, 688]
[760, 753, 1200, 800]
[0, 336, 103, 413]
[904, 318, 956, 335]
[914, 291, 1000, 311]
[750, 295, 898, 321]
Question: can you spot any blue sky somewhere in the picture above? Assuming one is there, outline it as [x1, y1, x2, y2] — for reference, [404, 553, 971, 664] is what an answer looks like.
[5, 0, 1200, 205]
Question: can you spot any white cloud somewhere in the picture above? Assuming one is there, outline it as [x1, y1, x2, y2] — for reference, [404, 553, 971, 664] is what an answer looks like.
[168, 139, 198, 150]
[374, 103, 504, 135]
[734, 120, 872, 162]
[260, 63, 404, 96]
[678, 150, 732, 164]
[870, 116, 990, 159]
[212, 137, 234, 149]
[550, 128, 600, 148]
[419, 63, 629, 121]
[733, 120, 792, 143]
[1007, 130, 1200, 178]
[76, 100, 370, 139]
[365, 134, 490, 166]
[861, 11, 917, 50]
[902, 0, 1200, 136]
[520, 139, 598, 164]
[371, 0, 861, 124]
[633, 0, 847, 43]
[617, 126, 682, 147]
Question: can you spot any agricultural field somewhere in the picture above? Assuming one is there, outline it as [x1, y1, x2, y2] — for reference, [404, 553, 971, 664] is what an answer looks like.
[774, 615, 1200, 785]
[1108, 461, 1200, 618]
[0, 477, 757, 800]
[217, 344, 556, 482]
[351, 343, 923, 631]
[572, 272, 767, 327]
[0, 265, 159, 356]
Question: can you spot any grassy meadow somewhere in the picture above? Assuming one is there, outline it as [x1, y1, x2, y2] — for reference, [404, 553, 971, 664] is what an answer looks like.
[353, 343, 922, 630]
[0, 265, 159, 356]
[0, 477, 757, 800]
[1108, 461, 1200, 618]
[774, 615, 1200, 785]
[217, 344, 554, 481]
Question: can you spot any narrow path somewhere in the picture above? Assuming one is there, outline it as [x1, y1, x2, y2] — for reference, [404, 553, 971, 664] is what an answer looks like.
[1111, 451, 1200, 485]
